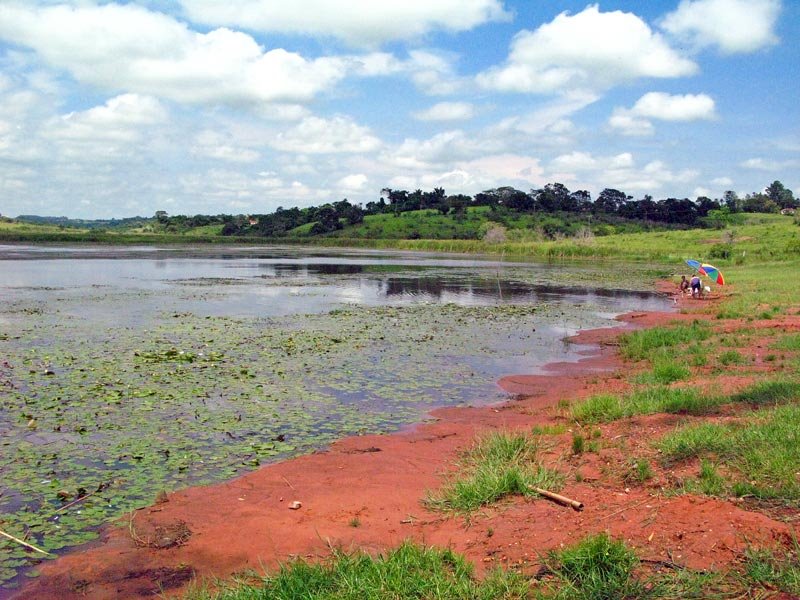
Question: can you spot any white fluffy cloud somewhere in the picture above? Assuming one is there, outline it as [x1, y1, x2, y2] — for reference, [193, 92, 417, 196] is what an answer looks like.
[179, 0, 510, 46]
[631, 92, 715, 121]
[548, 151, 697, 193]
[609, 92, 715, 135]
[741, 157, 798, 171]
[0, 3, 350, 106]
[607, 111, 655, 137]
[55, 94, 167, 140]
[41, 94, 169, 163]
[270, 116, 382, 154]
[190, 130, 261, 163]
[660, 0, 781, 54]
[477, 5, 697, 94]
[414, 102, 476, 121]
[337, 174, 369, 191]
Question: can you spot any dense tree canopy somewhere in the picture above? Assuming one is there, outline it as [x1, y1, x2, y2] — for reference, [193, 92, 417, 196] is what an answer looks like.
[148, 179, 795, 239]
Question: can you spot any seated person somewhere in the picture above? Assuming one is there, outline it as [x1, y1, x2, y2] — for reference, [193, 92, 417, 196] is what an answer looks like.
[690, 275, 702, 298]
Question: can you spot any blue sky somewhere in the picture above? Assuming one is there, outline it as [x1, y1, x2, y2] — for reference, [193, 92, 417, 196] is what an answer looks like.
[0, 0, 797, 218]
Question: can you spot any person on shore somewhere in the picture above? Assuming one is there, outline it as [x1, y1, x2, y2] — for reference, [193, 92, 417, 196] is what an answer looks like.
[679, 275, 690, 294]
[690, 274, 702, 298]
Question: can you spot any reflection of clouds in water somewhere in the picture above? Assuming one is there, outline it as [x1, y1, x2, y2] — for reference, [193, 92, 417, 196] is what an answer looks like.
[333, 284, 368, 304]
[1, 250, 673, 325]
[440, 289, 484, 306]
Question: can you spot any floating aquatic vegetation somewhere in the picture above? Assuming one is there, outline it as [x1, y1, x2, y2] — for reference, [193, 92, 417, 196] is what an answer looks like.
[0, 257, 669, 587]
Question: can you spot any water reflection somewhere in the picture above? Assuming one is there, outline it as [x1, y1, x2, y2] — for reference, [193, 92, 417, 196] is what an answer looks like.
[0, 244, 672, 323]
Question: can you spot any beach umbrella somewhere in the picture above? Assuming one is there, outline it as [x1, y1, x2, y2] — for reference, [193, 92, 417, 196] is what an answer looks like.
[686, 259, 725, 285]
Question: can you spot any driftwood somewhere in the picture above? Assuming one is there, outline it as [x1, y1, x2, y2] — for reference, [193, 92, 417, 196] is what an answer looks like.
[55, 481, 113, 514]
[0, 529, 53, 556]
[529, 486, 584, 511]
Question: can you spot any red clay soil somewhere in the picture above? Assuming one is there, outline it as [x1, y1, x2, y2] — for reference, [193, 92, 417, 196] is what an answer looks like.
[10, 285, 800, 599]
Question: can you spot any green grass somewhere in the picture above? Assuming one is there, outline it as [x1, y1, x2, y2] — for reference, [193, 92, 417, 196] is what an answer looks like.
[729, 380, 800, 406]
[676, 460, 727, 496]
[185, 536, 800, 600]
[573, 379, 800, 425]
[772, 334, 800, 351]
[542, 533, 644, 600]
[710, 259, 800, 318]
[745, 545, 800, 595]
[635, 358, 691, 385]
[622, 459, 655, 485]
[572, 386, 717, 424]
[186, 542, 530, 600]
[717, 350, 747, 366]
[619, 322, 710, 362]
[658, 403, 800, 500]
[424, 431, 564, 513]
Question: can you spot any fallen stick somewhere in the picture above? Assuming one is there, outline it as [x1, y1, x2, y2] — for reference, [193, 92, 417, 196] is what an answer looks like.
[529, 486, 584, 511]
[0, 529, 53, 556]
[54, 481, 114, 514]
[54, 489, 99, 514]
[598, 498, 652, 522]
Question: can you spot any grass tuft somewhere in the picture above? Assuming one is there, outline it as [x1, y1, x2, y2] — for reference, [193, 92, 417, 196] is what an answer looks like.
[772, 334, 800, 352]
[745, 546, 800, 596]
[619, 322, 710, 362]
[729, 380, 800, 406]
[543, 533, 643, 600]
[186, 541, 530, 599]
[572, 386, 717, 424]
[659, 403, 800, 500]
[425, 431, 563, 513]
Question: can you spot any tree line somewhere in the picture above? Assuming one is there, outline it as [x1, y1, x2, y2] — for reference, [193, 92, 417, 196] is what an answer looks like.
[151, 180, 796, 237]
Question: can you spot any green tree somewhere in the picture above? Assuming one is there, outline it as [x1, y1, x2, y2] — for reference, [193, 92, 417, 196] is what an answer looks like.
[766, 180, 796, 209]
[742, 193, 780, 213]
[723, 190, 743, 213]
[594, 188, 629, 214]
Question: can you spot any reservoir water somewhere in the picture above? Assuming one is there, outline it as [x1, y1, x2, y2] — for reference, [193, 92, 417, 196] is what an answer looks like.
[0, 244, 672, 589]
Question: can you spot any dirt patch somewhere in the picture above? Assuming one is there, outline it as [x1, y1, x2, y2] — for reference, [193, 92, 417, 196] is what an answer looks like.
[10, 283, 800, 599]
[129, 516, 192, 550]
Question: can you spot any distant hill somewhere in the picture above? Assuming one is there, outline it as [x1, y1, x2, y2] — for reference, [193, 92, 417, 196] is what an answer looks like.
[14, 215, 151, 230]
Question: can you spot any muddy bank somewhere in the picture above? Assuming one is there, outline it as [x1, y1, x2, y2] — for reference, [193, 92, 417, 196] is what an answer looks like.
[11, 288, 796, 599]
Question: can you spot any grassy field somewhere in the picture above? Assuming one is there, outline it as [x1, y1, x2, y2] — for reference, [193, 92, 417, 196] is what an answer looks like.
[3, 212, 798, 263]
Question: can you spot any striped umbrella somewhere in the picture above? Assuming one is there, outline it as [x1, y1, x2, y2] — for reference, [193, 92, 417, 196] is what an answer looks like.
[686, 259, 725, 285]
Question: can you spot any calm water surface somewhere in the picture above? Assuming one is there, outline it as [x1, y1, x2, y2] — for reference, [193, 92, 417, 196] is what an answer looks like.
[0, 244, 670, 323]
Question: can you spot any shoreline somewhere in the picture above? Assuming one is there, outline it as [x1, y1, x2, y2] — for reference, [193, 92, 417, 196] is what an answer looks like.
[10, 283, 792, 599]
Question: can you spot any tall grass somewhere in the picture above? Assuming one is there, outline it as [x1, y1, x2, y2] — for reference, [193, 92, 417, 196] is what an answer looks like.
[729, 380, 800, 406]
[186, 542, 530, 600]
[571, 386, 716, 424]
[425, 431, 563, 513]
[619, 322, 710, 361]
[542, 533, 644, 600]
[745, 545, 800, 595]
[658, 403, 800, 500]
[573, 379, 800, 424]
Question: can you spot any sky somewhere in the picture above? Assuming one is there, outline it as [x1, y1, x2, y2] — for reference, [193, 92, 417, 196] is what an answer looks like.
[0, 0, 797, 219]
